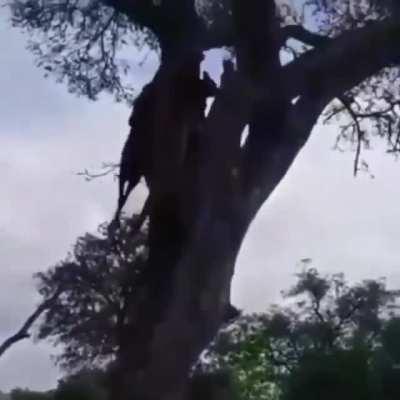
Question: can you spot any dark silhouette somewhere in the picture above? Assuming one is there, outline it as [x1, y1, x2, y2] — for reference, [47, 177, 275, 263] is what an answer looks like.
[112, 81, 156, 229]
[112, 68, 218, 235]
[35, 217, 148, 371]
[204, 267, 400, 400]
[34, 216, 239, 373]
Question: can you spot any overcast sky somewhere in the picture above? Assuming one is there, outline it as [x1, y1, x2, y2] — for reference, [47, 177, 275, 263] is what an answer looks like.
[1, 8, 400, 393]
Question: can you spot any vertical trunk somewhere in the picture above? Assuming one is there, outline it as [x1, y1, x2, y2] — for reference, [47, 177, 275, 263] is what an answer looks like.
[139, 219, 246, 400]
[109, 45, 251, 400]
[110, 209, 249, 400]
[108, 3, 293, 399]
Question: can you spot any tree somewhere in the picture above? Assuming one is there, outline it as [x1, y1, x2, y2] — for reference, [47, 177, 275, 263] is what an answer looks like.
[188, 370, 238, 400]
[0, 392, 10, 400]
[35, 216, 147, 371]
[8, 1, 400, 398]
[281, 319, 400, 400]
[7, 370, 107, 400]
[10, 389, 52, 400]
[282, 346, 372, 400]
[203, 324, 279, 400]
[34, 215, 237, 374]
[265, 267, 400, 364]
[369, 318, 400, 400]
[0, 217, 145, 362]
[203, 267, 400, 400]
[53, 369, 108, 400]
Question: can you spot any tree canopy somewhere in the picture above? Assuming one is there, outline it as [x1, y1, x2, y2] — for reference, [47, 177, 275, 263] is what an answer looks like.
[203, 267, 400, 400]
[7, 0, 400, 172]
[34, 216, 147, 371]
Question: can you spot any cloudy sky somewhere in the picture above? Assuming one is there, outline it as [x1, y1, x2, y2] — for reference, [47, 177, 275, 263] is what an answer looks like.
[1, 6, 400, 393]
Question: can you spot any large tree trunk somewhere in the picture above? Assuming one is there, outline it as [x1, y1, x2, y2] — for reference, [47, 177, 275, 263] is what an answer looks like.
[119, 221, 246, 400]
[107, 1, 377, 399]
[109, 54, 252, 400]
[109, 3, 300, 400]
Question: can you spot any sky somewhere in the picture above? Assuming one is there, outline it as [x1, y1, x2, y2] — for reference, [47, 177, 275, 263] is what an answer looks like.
[1, 6, 400, 393]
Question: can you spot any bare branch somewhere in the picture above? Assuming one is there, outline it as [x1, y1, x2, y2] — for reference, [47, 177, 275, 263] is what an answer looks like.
[338, 96, 365, 176]
[0, 290, 61, 358]
[282, 25, 333, 47]
[284, 19, 400, 101]
[77, 163, 119, 181]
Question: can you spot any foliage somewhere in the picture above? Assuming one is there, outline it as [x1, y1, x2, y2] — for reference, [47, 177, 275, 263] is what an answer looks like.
[7, 370, 108, 400]
[10, 389, 52, 400]
[8, 0, 156, 102]
[282, 346, 372, 400]
[301, 0, 400, 170]
[203, 267, 400, 400]
[283, 318, 400, 400]
[8, 0, 400, 171]
[264, 267, 400, 369]
[53, 369, 108, 400]
[368, 318, 400, 400]
[7, 369, 239, 400]
[35, 216, 148, 371]
[189, 370, 239, 400]
[216, 330, 279, 400]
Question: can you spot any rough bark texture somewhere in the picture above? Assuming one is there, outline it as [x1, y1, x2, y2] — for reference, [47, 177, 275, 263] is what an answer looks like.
[102, 1, 400, 399]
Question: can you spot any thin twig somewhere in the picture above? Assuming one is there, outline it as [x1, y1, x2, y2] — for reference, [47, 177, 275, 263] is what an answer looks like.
[338, 96, 364, 176]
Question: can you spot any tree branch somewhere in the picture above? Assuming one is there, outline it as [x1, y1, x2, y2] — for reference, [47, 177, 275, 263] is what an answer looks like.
[243, 93, 328, 220]
[0, 290, 61, 358]
[242, 18, 400, 220]
[284, 19, 400, 101]
[281, 25, 333, 47]
[337, 96, 365, 176]
[313, 299, 326, 324]
[102, 0, 162, 31]
[202, 20, 333, 50]
[103, 0, 203, 50]
[77, 162, 119, 182]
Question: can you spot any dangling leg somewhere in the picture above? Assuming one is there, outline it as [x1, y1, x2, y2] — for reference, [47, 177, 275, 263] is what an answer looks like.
[108, 172, 140, 245]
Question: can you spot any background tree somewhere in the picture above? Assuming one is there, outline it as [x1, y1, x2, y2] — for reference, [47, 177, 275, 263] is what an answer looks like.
[8, 1, 400, 398]
[35, 216, 147, 372]
[35, 215, 237, 372]
[204, 323, 279, 400]
[6, 370, 107, 400]
[10, 389, 53, 400]
[282, 346, 372, 400]
[53, 369, 108, 400]
[265, 267, 400, 363]
[0, 392, 10, 400]
[188, 370, 238, 400]
[204, 267, 400, 400]
[369, 317, 400, 400]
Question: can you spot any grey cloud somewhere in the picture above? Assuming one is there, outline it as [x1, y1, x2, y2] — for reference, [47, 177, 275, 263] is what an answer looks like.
[233, 125, 400, 310]
[0, 342, 60, 391]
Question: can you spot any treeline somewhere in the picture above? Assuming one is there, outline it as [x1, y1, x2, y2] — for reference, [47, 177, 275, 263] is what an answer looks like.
[2, 218, 400, 399]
